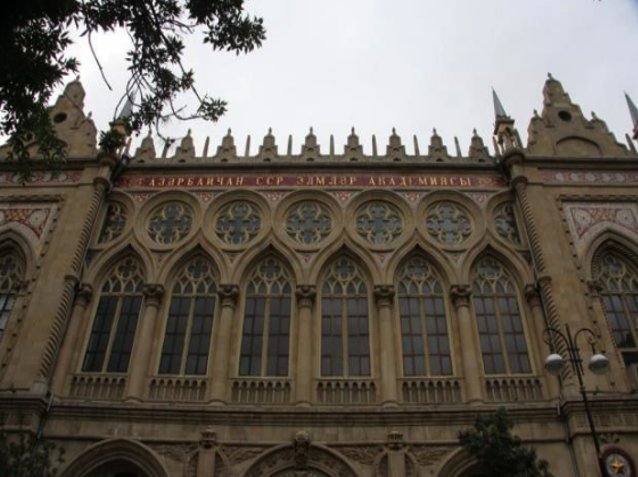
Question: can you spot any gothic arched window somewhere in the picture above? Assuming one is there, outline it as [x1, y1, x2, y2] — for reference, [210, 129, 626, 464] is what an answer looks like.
[159, 258, 217, 375]
[0, 252, 24, 340]
[239, 258, 292, 376]
[397, 256, 451, 376]
[595, 251, 638, 365]
[321, 257, 370, 376]
[83, 258, 144, 373]
[471, 256, 530, 375]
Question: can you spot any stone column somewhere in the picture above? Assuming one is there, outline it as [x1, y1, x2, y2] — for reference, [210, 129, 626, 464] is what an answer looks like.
[524, 284, 560, 399]
[126, 284, 164, 401]
[51, 284, 93, 395]
[210, 285, 239, 404]
[450, 284, 483, 404]
[374, 285, 398, 406]
[196, 427, 217, 477]
[386, 431, 406, 477]
[295, 285, 316, 406]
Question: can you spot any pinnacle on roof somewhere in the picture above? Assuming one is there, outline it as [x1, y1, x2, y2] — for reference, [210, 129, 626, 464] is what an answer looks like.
[492, 88, 508, 118]
[117, 92, 135, 121]
[626, 92, 638, 129]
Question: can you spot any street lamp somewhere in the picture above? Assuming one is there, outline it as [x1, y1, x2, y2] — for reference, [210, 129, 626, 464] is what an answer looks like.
[543, 324, 610, 477]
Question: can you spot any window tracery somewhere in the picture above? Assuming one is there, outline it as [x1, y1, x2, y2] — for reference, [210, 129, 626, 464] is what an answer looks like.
[159, 258, 216, 375]
[147, 202, 193, 245]
[471, 256, 530, 374]
[355, 201, 402, 245]
[425, 202, 472, 245]
[98, 203, 127, 244]
[397, 256, 451, 376]
[0, 253, 24, 339]
[321, 257, 370, 376]
[82, 257, 144, 373]
[239, 257, 292, 376]
[595, 251, 638, 365]
[494, 202, 521, 245]
[215, 201, 261, 245]
[285, 201, 332, 245]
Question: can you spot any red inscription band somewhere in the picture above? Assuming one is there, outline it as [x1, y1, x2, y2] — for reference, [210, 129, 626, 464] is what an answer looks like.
[116, 173, 505, 189]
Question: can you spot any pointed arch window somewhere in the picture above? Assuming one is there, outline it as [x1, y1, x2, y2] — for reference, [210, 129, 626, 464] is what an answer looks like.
[471, 257, 530, 375]
[82, 258, 144, 373]
[0, 252, 24, 340]
[159, 258, 216, 375]
[321, 257, 370, 376]
[595, 251, 638, 365]
[397, 256, 451, 376]
[239, 257, 292, 376]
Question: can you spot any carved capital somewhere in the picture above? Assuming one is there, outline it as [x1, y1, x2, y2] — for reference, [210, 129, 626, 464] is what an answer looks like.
[387, 430, 405, 451]
[524, 283, 541, 308]
[450, 284, 472, 308]
[293, 431, 310, 470]
[75, 283, 94, 307]
[373, 285, 395, 308]
[200, 426, 217, 449]
[97, 151, 119, 169]
[510, 174, 529, 190]
[142, 284, 165, 305]
[295, 285, 316, 308]
[537, 274, 552, 290]
[218, 284, 239, 308]
[93, 175, 111, 192]
[587, 279, 603, 298]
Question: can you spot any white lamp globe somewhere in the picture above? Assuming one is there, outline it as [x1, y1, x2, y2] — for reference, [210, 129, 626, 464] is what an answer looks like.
[544, 353, 566, 375]
[588, 353, 610, 375]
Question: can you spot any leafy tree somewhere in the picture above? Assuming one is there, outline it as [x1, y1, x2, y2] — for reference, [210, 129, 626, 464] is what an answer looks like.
[458, 408, 554, 477]
[0, 0, 266, 178]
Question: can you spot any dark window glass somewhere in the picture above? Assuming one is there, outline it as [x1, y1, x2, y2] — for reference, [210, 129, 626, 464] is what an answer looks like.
[239, 258, 292, 376]
[321, 257, 369, 377]
[82, 258, 144, 373]
[472, 256, 530, 375]
[159, 258, 216, 375]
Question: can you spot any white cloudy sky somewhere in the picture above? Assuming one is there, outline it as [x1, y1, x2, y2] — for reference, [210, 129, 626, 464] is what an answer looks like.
[63, 0, 638, 157]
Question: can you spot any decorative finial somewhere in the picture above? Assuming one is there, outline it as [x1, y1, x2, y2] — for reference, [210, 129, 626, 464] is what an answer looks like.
[351, 126, 355, 134]
[227, 128, 232, 135]
[432, 128, 438, 135]
[268, 127, 272, 135]
[548, 72, 554, 80]
[309, 127, 314, 134]
[625, 92, 638, 130]
[473, 128, 478, 136]
[492, 88, 508, 118]
[392, 127, 396, 135]
[187, 128, 192, 136]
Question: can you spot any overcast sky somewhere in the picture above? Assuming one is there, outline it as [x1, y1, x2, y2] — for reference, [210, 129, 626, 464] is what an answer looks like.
[64, 0, 638, 157]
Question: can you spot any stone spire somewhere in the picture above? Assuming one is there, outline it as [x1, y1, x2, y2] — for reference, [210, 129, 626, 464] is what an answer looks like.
[626, 92, 638, 140]
[428, 128, 448, 161]
[386, 128, 405, 161]
[173, 129, 195, 162]
[492, 88, 521, 155]
[344, 127, 363, 161]
[216, 129, 237, 162]
[301, 127, 320, 161]
[468, 129, 489, 162]
[134, 130, 156, 162]
[258, 128, 278, 161]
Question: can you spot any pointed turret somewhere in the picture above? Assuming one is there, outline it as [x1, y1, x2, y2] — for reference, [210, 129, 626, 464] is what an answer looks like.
[134, 130, 156, 163]
[344, 127, 363, 161]
[492, 88, 521, 154]
[258, 128, 278, 161]
[386, 128, 405, 161]
[468, 129, 489, 162]
[216, 129, 237, 162]
[301, 127, 320, 161]
[428, 128, 449, 161]
[173, 129, 195, 162]
[625, 92, 638, 140]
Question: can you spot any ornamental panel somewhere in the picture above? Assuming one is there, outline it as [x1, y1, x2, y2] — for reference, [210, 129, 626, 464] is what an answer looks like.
[98, 203, 127, 243]
[425, 202, 472, 245]
[147, 202, 193, 245]
[355, 201, 403, 245]
[493, 202, 521, 245]
[215, 201, 261, 245]
[285, 201, 332, 245]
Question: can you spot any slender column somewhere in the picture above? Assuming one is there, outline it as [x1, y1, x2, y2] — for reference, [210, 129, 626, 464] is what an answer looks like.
[126, 284, 164, 401]
[51, 284, 93, 395]
[524, 284, 560, 399]
[450, 284, 483, 404]
[210, 285, 239, 404]
[387, 432, 407, 477]
[374, 285, 398, 406]
[294, 285, 316, 406]
[196, 428, 217, 477]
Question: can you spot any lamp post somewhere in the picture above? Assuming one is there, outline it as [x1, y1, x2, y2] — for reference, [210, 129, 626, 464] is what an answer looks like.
[543, 324, 610, 477]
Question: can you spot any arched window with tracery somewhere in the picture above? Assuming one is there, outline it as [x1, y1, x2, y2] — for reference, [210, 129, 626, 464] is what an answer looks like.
[159, 257, 217, 375]
[471, 256, 530, 375]
[594, 251, 638, 365]
[239, 257, 292, 376]
[82, 257, 144, 373]
[321, 257, 370, 377]
[396, 256, 451, 376]
[0, 252, 24, 340]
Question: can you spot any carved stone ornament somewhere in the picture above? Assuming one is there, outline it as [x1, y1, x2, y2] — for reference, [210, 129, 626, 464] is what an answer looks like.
[387, 430, 405, 450]
[295, 285, 316, 308]
[408, 446, 451, 466]
[523, 283, 541, 307]
[220, 445, 267, 466]
[336, 445, 384, 465]
[217, 284, 239, 307]
[449, 284, 471, 307]
[293, 431, 311, 469]
[75, 283, 94, 306]
[373, 285, 395, 306]
[142, 283, 165, 304]
[602, 447, 636, 477]
[200, 426, 217, 449]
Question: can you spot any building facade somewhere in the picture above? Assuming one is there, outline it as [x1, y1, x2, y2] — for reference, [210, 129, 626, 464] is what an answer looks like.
[0, 75, 637, 477]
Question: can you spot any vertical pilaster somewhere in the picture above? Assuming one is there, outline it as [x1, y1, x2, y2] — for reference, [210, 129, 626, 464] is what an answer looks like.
[374, 285, 398, 406]
[196, 427, 217, 477]
[51, 284, 93, 395]
[386, 431, 406, 477]
[450, 284, 483, 404]
[126, 284, 164, 401]
[294, 285, 316, 406]
[210, 285, 239, 403]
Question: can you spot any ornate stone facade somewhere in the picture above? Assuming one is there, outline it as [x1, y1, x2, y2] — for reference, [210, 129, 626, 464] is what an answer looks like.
[0, 76, 637, 477]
